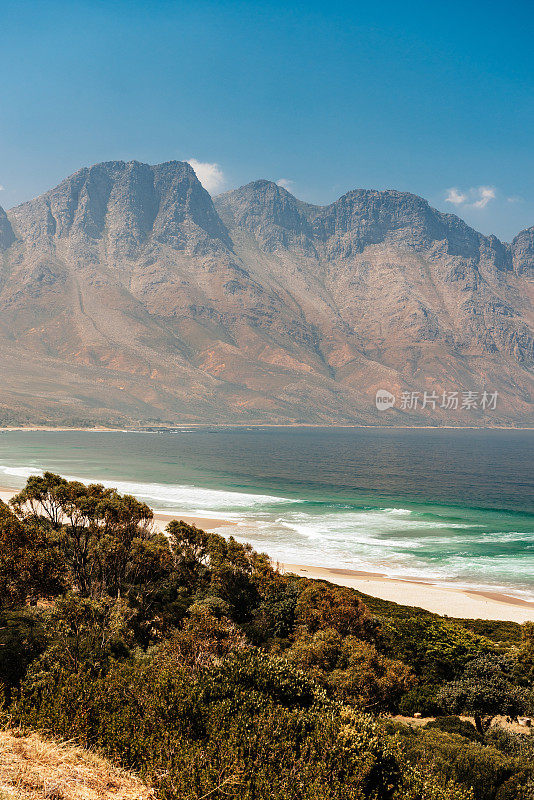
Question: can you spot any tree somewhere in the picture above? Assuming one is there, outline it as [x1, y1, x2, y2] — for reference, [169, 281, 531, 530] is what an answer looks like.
[11, 473, 171, 599]
[0, 610, 46, 704]
[438, 654, 528, 736]
[250, 572, 301, 641]
[166, 519, 212, 586]
[153, 602, 249, 671]
[166, 521, 268, 622]
[0, 500, 65, 607]
[0, 500, 34, 608]
[23, 593, 135, 682]
[10, 472, 69, 528]
[382, 616, 494, 683]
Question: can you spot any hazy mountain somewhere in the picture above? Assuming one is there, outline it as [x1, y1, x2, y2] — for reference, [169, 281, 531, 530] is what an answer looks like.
[0, 160, 532, 427]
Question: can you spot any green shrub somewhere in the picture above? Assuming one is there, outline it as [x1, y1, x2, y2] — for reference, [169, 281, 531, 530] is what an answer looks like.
[486, 725, 534, 758]
[398, 684, 443, 717]
[400, 728, 527, 800]
[13, 650, 468, 799]
[0, 610, 46, 703]
[295, 582, 376, 639]
[382, 617, 494, 683]
[425, 716, 483, 743]
[286, 628, 413, 710]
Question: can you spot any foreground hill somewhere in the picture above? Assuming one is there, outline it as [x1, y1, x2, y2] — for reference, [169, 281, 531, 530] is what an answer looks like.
[0, 160, 532, 426]
[1, 473, 533, 799]
[0, 729, 153, 800]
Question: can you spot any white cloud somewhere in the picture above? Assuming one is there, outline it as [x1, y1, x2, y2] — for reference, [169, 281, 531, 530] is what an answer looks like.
[445, 185, 496, 209]
[0, 185, 4, 191]
[507, 195, 522, 203]
[186, 159, 225, 194]
[472, 186, 496, 208]
[276, 178, 294, 192]
[445, 187, 467, 205]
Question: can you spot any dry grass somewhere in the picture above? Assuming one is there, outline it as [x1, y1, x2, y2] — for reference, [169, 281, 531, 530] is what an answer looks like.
[0, 729, 155, 800]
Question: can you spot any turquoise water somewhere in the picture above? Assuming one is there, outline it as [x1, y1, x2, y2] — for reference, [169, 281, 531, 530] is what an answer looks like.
[0, 428, 532, 599]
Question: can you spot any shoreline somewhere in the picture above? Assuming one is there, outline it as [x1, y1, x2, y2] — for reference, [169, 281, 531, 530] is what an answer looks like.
[1, 425, 534, 432]
[1, 485, 533, 622]
[280, 564, 534, 623]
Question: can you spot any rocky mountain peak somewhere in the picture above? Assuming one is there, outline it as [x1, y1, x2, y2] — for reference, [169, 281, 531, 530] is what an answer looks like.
[215, 179, 315, 252]
[512, 226, 534, 277]
[309, 188, 487, 260]
[216, 182, 510, 266]
[8, 160, 231, 258]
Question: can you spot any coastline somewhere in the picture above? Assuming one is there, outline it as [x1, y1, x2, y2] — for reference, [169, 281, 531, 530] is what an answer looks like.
[2, 485, 533, 623]
[1, 424, 534, 431]
[280, 563, 534, 624]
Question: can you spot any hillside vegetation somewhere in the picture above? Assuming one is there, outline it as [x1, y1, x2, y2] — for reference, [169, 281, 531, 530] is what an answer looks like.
[0, 473, 533, 799]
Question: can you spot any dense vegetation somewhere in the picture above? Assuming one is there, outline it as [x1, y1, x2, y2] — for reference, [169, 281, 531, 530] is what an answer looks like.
[0, 473, 533, 799]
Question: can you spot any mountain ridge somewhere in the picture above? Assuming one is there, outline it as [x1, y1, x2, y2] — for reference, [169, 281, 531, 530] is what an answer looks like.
[0, 159, 532, 427]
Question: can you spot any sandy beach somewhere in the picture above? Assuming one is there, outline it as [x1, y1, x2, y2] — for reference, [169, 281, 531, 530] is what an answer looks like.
[1, 485, 533, 623]
[280, 563, 534, 624]
[152, 510, 235, 531]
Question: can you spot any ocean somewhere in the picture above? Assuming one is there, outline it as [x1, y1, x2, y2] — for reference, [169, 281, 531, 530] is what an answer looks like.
[0, 428, 532, 600]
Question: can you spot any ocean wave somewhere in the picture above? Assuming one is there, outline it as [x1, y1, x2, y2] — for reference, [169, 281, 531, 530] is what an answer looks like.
[276, 509, 481, 539]
[224, 526, 534, 600]
[0, 464, 293, 513]
[0, 464, 43, 479]
[99, 479, 292, 512]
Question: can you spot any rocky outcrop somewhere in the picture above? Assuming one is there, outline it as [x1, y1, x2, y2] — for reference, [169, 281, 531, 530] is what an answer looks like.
[0, 161, 532, 427]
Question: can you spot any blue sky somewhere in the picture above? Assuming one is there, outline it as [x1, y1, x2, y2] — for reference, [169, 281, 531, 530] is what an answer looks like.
[1, 0, 533, 240]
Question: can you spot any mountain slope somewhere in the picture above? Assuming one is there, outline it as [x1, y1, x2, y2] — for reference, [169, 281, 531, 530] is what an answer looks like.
[0, 161, 532, 426]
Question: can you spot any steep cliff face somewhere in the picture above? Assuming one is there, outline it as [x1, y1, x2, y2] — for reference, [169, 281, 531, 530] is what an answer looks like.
[0, 162, 532, 427]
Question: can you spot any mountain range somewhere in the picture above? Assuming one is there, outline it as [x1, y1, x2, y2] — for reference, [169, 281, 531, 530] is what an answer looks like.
[0, 159, 532, 427]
